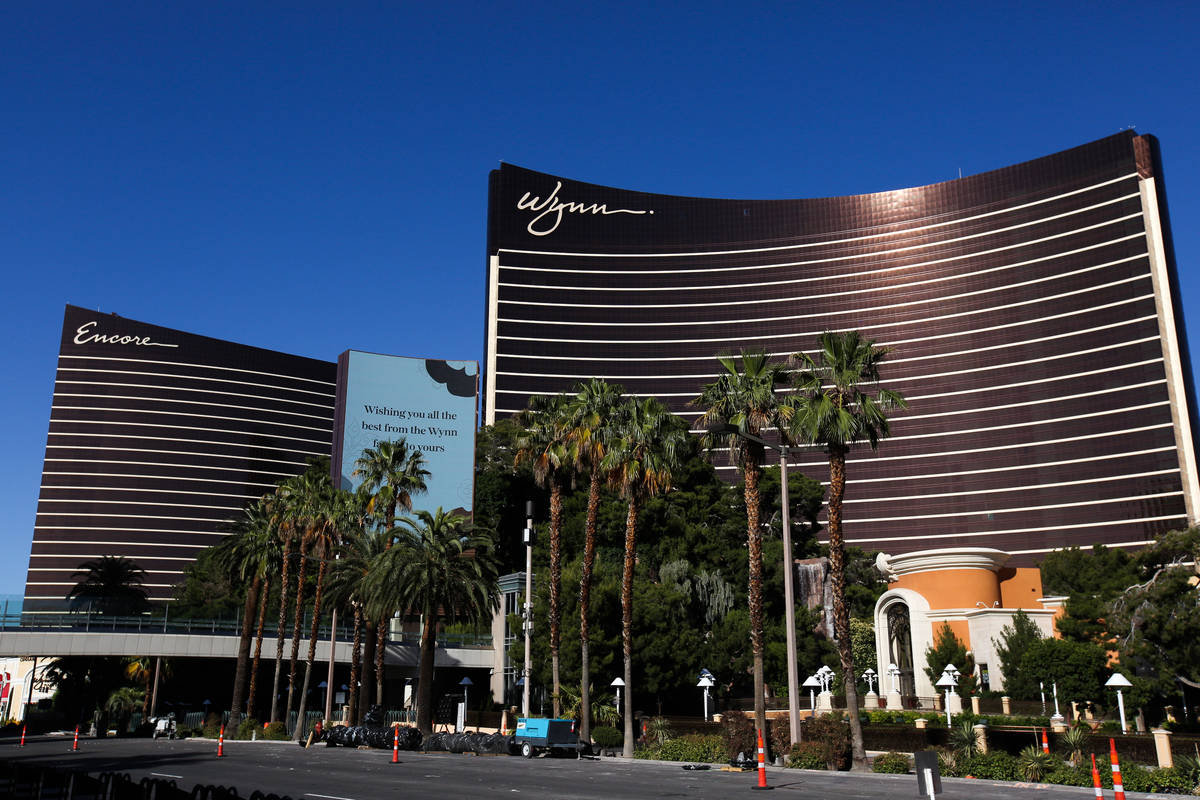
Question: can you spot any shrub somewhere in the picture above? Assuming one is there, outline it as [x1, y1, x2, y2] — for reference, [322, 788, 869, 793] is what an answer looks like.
[803, 714, 851, 770]
[768, 715, 791, 758]
[948, 720, 980, 761]
[592, 725, 622, 750]
[1016, 745, 1058, 781]
[1044, 764, 1091, 786]
[1057, 724, 1091, 767]
[261, 721, 290, 741]
[174, 727, 194, 739]
[201, 713, 223, 738]
[1139, 766, 1196, 795]
[961, 750, 1019, 781]
[656, 734, 725, 763]
[787, 741, 828, 770]
[872, 752, 911, 774]
[720, 710, 755, 762]
[645, 716, 672, 747]
[235, 717, 260, 740]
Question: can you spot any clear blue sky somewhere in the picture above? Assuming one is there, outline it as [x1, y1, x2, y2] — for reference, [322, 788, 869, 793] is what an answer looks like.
[3, 1, 1198, 594]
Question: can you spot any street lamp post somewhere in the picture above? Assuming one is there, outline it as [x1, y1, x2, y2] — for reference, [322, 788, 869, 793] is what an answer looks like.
[459, 677, 473, 732]
[707, 423, 801, 745]
[1040, 681, 1046, 716]
[803, 674, 821, 712]
[1051, 681, 1063, 724]
[611, 677, 624, 723]
[523, 501, 534, 718]
[1106, 673, 1133, 734]
[936, 665, 960, 728]
[862, 668, 879, 710]
[698, 670, 715, 721]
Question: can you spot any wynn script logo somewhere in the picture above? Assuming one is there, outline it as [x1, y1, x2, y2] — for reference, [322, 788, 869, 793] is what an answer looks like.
[517, 181, 653, 236]
[74, 320, 178, 348]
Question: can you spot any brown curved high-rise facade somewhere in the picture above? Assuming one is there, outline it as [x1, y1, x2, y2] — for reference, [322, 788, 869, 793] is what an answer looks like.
[484, 132, 1198, 561]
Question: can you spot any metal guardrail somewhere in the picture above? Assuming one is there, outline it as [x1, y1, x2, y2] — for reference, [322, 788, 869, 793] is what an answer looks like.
[0, 611, 492, 648]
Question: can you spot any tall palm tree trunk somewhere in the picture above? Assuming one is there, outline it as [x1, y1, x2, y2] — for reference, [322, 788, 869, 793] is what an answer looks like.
[374, 617, 387, 705]
[295, 557, 329, 740]
[828, 446, 867, 769]
[359, 619, 376, 713]
[270, 537, 294, 723]
[415, 604, 438, 735]
[286, 539, 311, 722]
[548, 478, 563, 718]
[229, 575, 261, 733]
[579, 470, 601, 743]
[620, 496, 640, 759]
[744, 460, 768, 752]
[348, 605, 363, 724]
[248, 576, 270, 720]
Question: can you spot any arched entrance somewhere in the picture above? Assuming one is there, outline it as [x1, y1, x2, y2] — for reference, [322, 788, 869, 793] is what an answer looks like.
[886, 602, 916, 698]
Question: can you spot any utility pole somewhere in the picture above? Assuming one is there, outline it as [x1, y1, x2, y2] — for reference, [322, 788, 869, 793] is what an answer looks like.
[522, 500, 534, 717]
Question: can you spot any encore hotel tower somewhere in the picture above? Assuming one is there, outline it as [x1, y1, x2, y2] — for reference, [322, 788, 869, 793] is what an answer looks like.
[484, 132, 1199, 561]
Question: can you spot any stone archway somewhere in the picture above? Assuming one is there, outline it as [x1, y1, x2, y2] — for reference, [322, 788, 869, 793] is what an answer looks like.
[885, 602, 916, 698]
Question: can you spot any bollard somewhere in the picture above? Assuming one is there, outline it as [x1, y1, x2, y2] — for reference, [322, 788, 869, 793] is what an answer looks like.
[217, 725, 226, 758]
[392, 726, 400, 764]
[73, 725, 80, 751]
[19, 723, 26, 747]
[1091, 753, 1103, 800]
[751, 728, 772, 790]
[1041, 728, 1049, 754]
[1109, 738, 1125, 800]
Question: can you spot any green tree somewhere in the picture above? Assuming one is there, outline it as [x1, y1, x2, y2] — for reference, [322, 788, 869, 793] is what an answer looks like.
[923, 623, 978, 696]
[353, 439, 430, 708]
[66, 556, 150, 616]
[786, 331, 907, 770]
[693, 349, 790, 746]
[373, 508, 500, 734]
[515, 394, 573, 717]
[564, 377, 624, 742]
[104, 686, 145, 734]
[1015, 637, 1107, 709]
[603, 396, 688, 757]
[215, 495, 279, 732]
[992, 609, 1043, 699]
[275, 458, 336, 724]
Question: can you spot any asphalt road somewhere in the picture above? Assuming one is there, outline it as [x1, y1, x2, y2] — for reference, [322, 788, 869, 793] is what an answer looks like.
[0, 734, 1188, 800]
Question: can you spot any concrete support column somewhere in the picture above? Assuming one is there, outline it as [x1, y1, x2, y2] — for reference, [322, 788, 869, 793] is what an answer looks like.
[973, 723, 988, 754]
[970, 696, 981, 715]
[1153, 728, 1173, 768]
[1001, 696, 1011, 715]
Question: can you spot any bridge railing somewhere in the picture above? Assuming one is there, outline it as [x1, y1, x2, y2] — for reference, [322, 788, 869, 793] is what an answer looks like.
[0, 610, 492, 648]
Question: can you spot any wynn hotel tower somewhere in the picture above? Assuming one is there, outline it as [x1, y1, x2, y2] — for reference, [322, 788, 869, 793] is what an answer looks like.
[484, 132, 1198, 561]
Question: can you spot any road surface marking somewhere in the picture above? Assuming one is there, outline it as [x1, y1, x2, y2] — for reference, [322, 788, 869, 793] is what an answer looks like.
[151, 773, 183, 779]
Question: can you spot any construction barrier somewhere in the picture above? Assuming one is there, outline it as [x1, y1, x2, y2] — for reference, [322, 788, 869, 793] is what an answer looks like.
[752, 728, 771, 790]
[1091, 753, 1103, 799]
[1110, 738, 1126, 800]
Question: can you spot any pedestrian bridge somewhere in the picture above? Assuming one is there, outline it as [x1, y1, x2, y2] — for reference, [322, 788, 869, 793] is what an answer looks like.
[0, 612, 494, 669]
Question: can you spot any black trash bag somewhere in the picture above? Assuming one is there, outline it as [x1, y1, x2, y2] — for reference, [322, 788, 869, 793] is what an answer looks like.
[475, 733, 512, 755]
[325, 705, 404, 749]
[422, 731, 448, 752]
[397, 726, 422, 750]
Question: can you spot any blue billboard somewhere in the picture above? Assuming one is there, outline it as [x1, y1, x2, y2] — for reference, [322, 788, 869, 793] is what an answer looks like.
[332, 350, 477, 515]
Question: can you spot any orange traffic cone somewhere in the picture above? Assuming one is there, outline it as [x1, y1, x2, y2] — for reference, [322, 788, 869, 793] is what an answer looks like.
[1109, 739, 1125, 800]
[19, 724, 26, 748]
[1041, 728, 1049, 754]
[752, 728, 772, 790]
[392, 726, 400, 764]
[217, 725, 226, 758]
[72, 725, 79, 751]
[1091, 753, 1103, 800]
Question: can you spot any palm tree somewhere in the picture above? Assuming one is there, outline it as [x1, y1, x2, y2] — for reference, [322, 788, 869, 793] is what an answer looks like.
[786, 330, 907, 770]
[601, 396, 688, 758]
[563, 377, 624, 742]
[325, 506, 389, 725]
[66, 555, 150, 616]
[693, 350, 790, 745]
[278, 460, 335, 725]
[515, 394, 573, 717]
[295, 486, 356, 736]
[215, 495, 279, 732]
[105, 686, 145, 735]
[268, 476, 300, 724]
[354, 439, 430, 707]
[123, 656, 155, 717]
[370, 508, 500, 735]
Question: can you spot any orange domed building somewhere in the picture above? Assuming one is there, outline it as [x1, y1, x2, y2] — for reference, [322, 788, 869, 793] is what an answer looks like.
[873, 548, 1065, 701]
